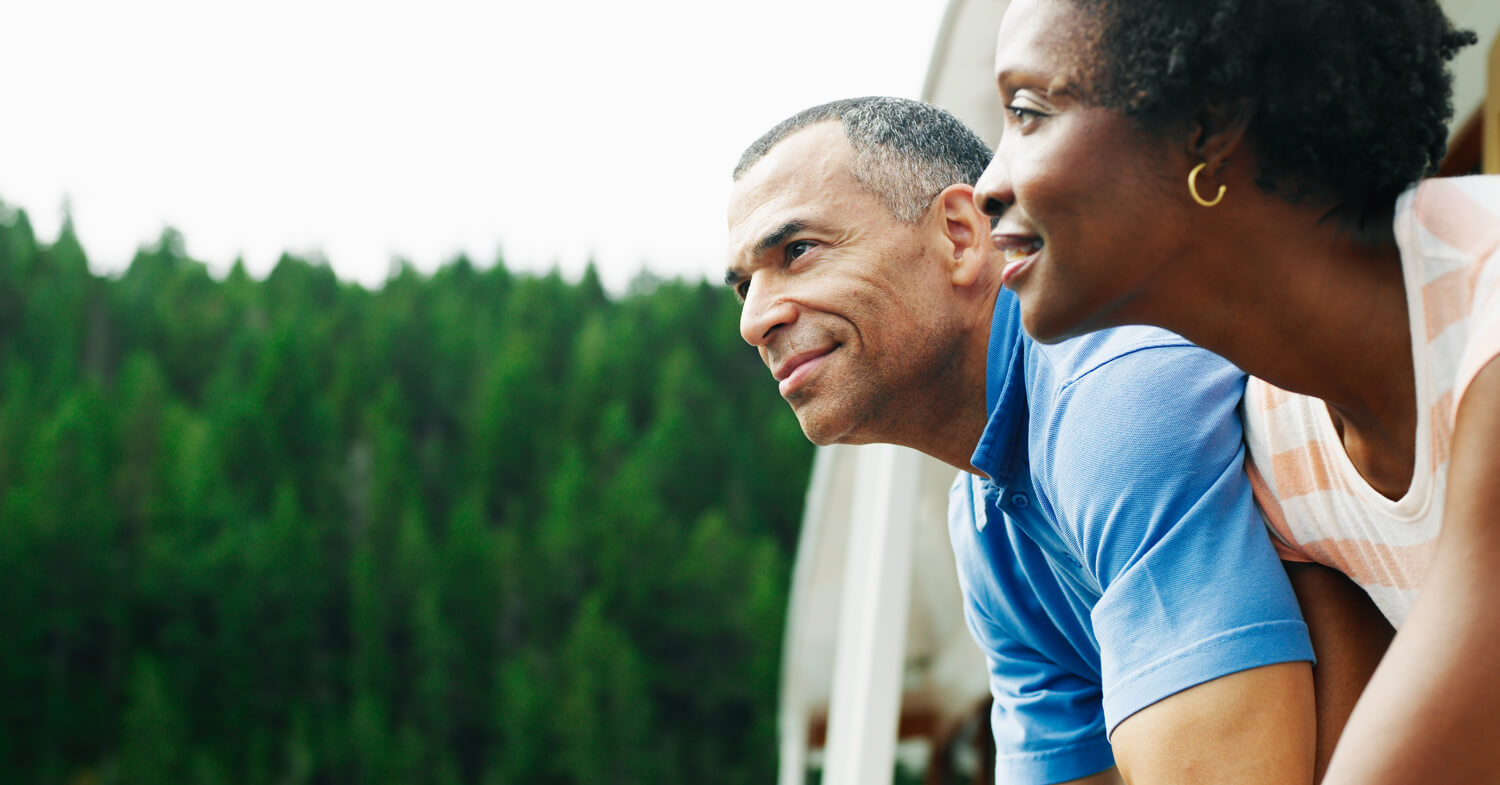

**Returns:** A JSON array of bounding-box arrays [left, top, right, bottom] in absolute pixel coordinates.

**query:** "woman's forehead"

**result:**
[[996, 0, 1104, 99], [993, 0, 1098, 85]]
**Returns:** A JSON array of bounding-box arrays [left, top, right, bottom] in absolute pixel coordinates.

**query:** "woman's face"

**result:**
[[974, 0, 1191, 344]]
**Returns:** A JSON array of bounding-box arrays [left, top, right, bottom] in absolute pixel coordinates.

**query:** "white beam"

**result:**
[[822, 444, 923, 785]]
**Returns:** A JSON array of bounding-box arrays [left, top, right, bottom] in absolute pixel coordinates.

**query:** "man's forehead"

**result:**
[[727, 123, 855, 240], [733, 124, 854, 204]]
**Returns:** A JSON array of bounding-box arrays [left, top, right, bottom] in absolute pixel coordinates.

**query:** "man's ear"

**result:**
[[1188, 97, 1255, 172], [935, 184, 988, 288]]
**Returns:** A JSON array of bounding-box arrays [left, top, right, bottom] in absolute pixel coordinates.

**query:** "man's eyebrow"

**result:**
[[754, 219, 807, 255], [725, 219, 809, 287]]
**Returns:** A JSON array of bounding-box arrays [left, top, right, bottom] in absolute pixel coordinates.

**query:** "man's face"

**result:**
[[725, 123, 967, 446]]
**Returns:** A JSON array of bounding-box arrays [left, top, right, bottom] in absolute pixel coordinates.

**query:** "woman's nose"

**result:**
[[973, 151, 1011, 218]]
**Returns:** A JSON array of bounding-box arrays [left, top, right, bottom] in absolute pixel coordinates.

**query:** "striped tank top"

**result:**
[[1242, 176, 1500, 626]]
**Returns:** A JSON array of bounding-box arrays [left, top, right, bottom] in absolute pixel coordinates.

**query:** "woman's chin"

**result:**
[[1019, 301, 1084, 345]]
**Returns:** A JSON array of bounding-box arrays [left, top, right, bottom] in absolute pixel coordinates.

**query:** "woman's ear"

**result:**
[[1189, 97, 1256, 171], [934, 184, 988, 287]]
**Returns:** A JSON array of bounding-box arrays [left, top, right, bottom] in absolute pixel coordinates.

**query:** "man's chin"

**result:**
[[793, 403, 871, 447], [792, 405, 837, 446]]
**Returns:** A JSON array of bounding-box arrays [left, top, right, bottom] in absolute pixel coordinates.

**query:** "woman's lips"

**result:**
[[998, 238, 1043, 288]]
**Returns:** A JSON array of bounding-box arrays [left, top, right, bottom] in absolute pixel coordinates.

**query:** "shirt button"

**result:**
[[1009, 493, 1030, 509]]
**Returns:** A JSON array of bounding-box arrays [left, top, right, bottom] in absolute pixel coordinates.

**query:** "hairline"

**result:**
[[732, 97, 992, 224], [736, 118, 925, 224]]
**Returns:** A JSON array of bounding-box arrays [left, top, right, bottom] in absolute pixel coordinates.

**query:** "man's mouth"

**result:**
[[774, 345, 836, 398]]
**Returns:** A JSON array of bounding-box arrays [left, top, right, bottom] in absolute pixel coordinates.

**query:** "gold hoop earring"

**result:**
[[1189, 163, 1225, 207]]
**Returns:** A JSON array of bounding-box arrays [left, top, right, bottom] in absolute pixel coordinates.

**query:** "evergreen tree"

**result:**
[[0, 205, 815, 785]]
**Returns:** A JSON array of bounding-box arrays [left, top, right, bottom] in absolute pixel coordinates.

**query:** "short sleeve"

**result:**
[[1044, 346, 1315, 732], [948, 476, 1117, 784]]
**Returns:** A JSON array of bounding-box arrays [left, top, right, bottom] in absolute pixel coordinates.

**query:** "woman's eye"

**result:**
[[1005, 104, 1045, 128], [1003, 90, 1049, 130]]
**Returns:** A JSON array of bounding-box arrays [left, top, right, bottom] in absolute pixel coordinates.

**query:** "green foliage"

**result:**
[[0, 206, 813, 785]]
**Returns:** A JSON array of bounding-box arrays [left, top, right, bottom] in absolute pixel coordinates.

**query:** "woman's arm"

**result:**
[[1284, 561, 1394, 781], [1321, 357, 1500, 784]]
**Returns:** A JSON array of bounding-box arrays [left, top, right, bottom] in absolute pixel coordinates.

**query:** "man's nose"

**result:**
[[973, 149, 1012, 218], [739, 277, 797, 348]]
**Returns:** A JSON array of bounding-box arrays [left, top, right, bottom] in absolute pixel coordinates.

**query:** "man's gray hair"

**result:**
[[733, 97, 993, 223]]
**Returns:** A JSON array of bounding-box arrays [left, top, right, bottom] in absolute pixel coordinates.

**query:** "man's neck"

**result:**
[[905, 279, 1005, 477]]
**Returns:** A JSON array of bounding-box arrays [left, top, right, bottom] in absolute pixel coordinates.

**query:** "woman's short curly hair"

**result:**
[[1070, 0, 1476, 210]]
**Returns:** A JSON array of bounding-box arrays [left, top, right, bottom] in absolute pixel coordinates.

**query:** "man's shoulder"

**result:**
[[1025, 326, 1248, 486], [1025, 324, 1230, 393]]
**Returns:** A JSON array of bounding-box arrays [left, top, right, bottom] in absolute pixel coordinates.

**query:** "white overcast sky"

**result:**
[[0, 0, 950, 293]]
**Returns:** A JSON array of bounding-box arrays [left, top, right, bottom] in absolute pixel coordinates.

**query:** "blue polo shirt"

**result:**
[[949, 291, 1314, 785]]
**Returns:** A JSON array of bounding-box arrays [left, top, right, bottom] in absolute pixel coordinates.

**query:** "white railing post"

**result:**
[[822, 444, 922, 785]]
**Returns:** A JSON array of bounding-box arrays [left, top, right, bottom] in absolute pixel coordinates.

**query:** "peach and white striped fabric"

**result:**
[[1242, 176, 1500, 626]]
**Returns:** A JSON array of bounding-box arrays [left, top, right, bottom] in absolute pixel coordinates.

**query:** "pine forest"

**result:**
[[0, 203, 816, 785]]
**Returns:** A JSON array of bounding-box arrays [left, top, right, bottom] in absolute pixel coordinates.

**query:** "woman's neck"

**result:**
[[1152, 198, 1418, 498]]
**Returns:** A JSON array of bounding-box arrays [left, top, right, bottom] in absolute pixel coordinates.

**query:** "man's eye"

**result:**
[[787, 240, 814, 261], [736, 280, 751, 301]]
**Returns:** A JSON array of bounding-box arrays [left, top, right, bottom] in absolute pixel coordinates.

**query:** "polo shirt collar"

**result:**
[[970, 289, 1028, 485]]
